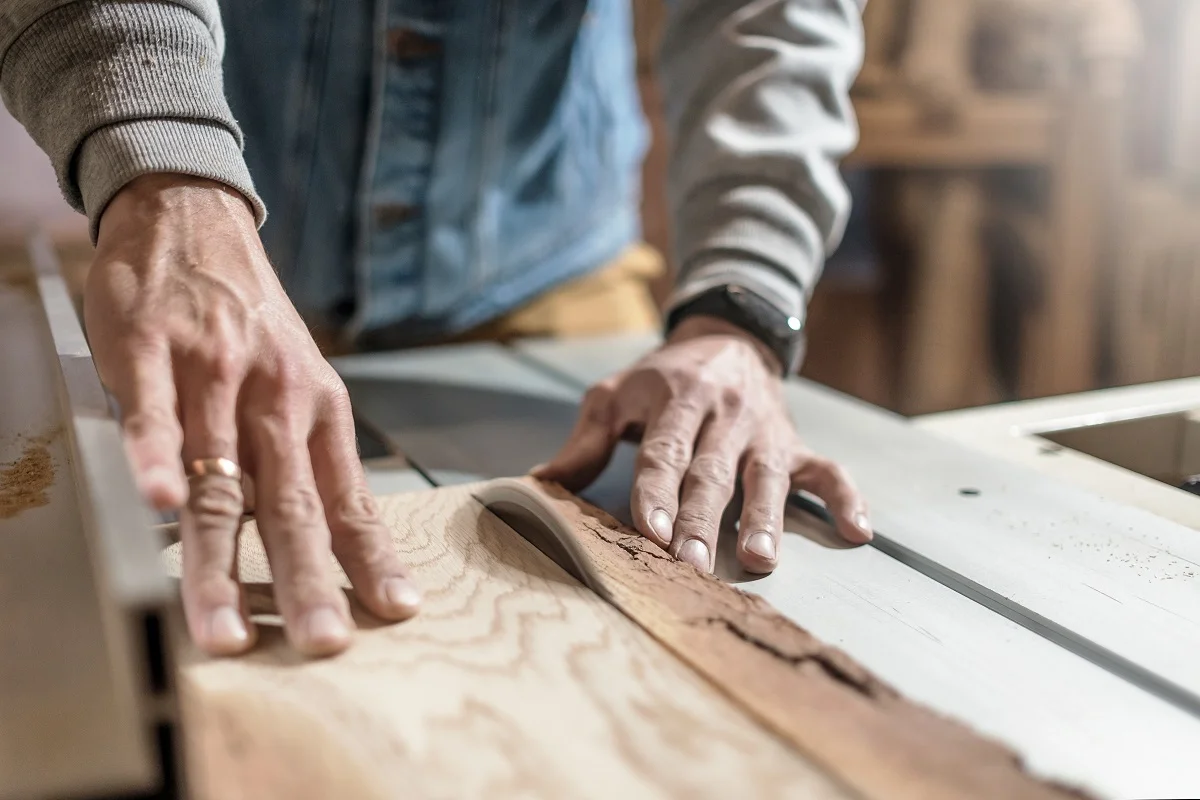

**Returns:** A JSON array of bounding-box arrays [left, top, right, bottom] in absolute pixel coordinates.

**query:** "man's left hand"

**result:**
[[533, 316, 872, 574]]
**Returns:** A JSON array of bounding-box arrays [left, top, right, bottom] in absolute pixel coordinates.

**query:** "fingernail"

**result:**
[[678, 538, 710, 571], [529, 462, 549, 476], [384, 578, 421, 612], [305, 607, 349, 647], [209, 606, 248, 646], [745, 531, 776, 561], [855, 512, 873, 537], [649, 509, 673, 545]]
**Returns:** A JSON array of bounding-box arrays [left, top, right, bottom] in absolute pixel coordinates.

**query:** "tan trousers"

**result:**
[[448, 243, 664, 343], [316, 244, 665, 355]]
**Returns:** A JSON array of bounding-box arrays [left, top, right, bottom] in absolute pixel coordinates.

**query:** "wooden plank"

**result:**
[[526, 479, 1083, 800], [511, 335, 1200, 796], [169, 484, 849, 800]]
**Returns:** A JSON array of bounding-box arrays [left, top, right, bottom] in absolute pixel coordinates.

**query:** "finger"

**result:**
[[672, 418, 749, 573], [250, 411, 353, 657], [180, 475, 254, 654], [179, 370, 254, 655], [531, 383, 620, 491], [736, 447, 791, 574], [628, 399, 705, 550], [110, 338, 186, 509], [310, 383, 420, 622], [791, 451, 873, 544]]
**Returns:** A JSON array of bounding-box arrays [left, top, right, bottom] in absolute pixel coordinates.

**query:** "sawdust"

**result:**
[[0, 429, 59, 519], [0, 270, 35, 294]]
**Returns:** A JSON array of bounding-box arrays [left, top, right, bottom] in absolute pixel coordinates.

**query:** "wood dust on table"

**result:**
[[0, 428, 58, 519]]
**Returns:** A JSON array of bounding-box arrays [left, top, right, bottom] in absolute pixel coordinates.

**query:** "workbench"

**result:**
[[4, 253, 1200, 799]]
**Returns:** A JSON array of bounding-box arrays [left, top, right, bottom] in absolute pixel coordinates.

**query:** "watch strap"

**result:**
[[665, 284, 806, 375]]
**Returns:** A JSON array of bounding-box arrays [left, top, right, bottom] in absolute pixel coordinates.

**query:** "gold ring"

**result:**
[[186, 457, 243, 482]]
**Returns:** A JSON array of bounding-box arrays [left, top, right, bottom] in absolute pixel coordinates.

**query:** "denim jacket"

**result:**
[[3, 0, 863, 340]]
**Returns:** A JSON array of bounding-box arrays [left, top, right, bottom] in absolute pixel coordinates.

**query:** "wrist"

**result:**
[[99, 174, 256, 244], [668, 315, 784, 375], [665, 284, 804, 375]]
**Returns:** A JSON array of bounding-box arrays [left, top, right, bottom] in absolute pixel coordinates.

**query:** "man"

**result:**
[[0, 0, 871, 658]]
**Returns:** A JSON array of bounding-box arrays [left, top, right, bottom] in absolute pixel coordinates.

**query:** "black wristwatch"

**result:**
[[665, 284, 806, 375]]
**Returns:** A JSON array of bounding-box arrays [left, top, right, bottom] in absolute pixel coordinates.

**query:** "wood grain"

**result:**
[[523, 479, 1090, 800], [166, 485, 846, 800]]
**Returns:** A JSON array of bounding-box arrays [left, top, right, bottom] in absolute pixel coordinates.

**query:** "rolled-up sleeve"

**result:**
[[0, 0, 265, 241]]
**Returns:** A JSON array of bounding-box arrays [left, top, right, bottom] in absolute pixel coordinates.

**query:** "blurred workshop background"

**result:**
[[2, 0, 1197, 415]]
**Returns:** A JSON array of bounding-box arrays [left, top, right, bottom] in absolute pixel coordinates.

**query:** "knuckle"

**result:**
[[247, 414, 292, 452], [663, 367, 697, 396], [797, 455, 852, 492], [581, 385, 615, 426], [795, 455, 833, 479], [124, 406, 180, 440], [330, 486, 380, 528], [820, 459, 852, 486], [630, 481, 673, 512], [674, 506, 716, 534], [637, 435, 691, 474], [202, 346, 246, 385], [125, 333, 163, 361], [687, 452, 737, 488], [323, 375, 354, 416], [252, 354, 312, 400], [333, 527, 393, 574], [718, 385, 744, 413], [584, 383, 614, 404], [743, 500, 778, 526], [267, 486, 324, 523], [188, 480, 244, 523], [745, 454, 788, 484], [271, 361, 305, 396], [189, 574, 238, 609]]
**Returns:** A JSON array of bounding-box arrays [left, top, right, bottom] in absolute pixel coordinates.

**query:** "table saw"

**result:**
[[2, 241, 1200, 799]]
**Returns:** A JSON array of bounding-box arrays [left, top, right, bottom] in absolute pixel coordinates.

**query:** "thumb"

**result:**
[[531, 384, 619, 492]]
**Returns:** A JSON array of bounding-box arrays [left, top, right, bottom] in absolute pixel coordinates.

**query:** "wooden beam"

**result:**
[[847, 96, 1056, 167]]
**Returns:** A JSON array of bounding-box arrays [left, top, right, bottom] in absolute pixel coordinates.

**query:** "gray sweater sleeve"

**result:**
[[657, 0, 864, 323], [0, 0, 264, 241]]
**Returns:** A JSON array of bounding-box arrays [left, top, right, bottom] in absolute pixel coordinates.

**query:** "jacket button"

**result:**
[[374, 203, 419, 227], [387, 28, 442, 61]]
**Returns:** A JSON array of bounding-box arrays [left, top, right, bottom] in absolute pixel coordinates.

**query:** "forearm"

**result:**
[[658, 0, 864, 320], [0, 0, 264, 240]]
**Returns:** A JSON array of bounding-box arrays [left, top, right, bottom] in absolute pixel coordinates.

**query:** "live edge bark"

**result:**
[[526, 478, 1091, 800]]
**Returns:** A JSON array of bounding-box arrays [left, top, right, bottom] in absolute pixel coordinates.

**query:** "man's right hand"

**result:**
[[86, 174, 420, 657]]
